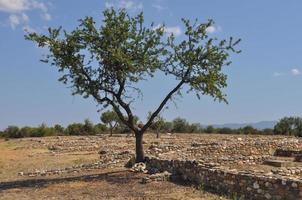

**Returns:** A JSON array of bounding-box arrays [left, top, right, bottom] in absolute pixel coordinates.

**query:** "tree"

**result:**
[[65, 123, 84, 135], [54, 124, 65, 135], [172, 117, 189, 133], [4, 126, 20, 138], [240, 126, 258, 135], [274, 116, 302, 136], [94, 123, 107, 134], [218, 127, 233, 134], [26, 8, 240, 162], [101, 111, 120, 136], [82, 119, 95, 135], [205, 125, 215, 134], [147, 112, 165, 138]]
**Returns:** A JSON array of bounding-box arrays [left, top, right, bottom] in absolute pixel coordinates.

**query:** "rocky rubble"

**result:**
[[18, 159, 123, 177], [141, 171, 172, 184]]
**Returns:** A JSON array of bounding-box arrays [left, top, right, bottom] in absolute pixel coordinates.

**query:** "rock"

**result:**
[[18, 172, 24, 176], [253, 182, 260, 189], [98, 150, 107, 155], [292, 182, 298, 188], [265, 193, 272, 199], [131, 162, 147, 173]]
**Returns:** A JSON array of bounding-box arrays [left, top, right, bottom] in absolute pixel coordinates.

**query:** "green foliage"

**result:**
[[101, 111, 120, 134], [94, 123, 107, 134], [4, 126, 20, 138], [54, 124, 65, 135], [240, 126, 258, 135], [218, 127, 233, 134], [274, 116, 302, 136], [65, 123, 84, 135], [172, 117, 189, 133], [263, 128, 273, 135], [25, 8, 240, 135], [205, 125, 215, 133], [82, 119, 95, 135], [147, 112, 165, 133]]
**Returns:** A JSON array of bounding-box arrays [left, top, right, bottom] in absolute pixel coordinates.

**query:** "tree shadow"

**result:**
[[0, 169, 143, 191]]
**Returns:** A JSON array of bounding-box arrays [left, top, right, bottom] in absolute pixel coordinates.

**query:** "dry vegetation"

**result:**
[[0, 134, 229, 200], [1, 133, 300, 199]]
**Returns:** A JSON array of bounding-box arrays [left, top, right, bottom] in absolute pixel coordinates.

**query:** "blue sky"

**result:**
[[1, 0, 302, 129]]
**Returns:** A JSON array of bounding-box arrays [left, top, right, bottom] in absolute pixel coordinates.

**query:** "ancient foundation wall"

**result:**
[[146, 157, 302, 200]]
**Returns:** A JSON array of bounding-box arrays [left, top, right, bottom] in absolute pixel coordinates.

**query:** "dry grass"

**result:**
[[0, 137, 228, 200]]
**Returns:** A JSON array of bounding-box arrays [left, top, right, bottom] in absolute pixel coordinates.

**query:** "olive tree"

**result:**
[[25, 8, 240, 162], [101, 110, 120, 136]]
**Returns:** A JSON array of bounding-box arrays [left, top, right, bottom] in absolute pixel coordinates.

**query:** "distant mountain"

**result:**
[[211, 121, 277, 130]]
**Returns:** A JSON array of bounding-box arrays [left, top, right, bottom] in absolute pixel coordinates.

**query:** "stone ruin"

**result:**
[[141, 136, 302, 200], [15, 134, 302, 199]]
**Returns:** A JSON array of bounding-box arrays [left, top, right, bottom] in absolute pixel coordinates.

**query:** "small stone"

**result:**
[[265, 193, 272, 199], [98, 150, 107, 155], [253, 182, 260, 189], [292, 182, 298, 188], [265, 182, 272, 188]]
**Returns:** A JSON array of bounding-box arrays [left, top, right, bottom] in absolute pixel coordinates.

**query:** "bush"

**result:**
[[4, 126, 21, 138], [65, 123, 84, 135], [218, 127, 233, 134], [172, 117, 189, 133], [94, 123, 107, 134], [205, 125, 215, 133]]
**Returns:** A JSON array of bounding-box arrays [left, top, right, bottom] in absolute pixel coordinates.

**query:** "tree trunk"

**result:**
[[156, 130, 160, 139], [135, 132, 145, 162]]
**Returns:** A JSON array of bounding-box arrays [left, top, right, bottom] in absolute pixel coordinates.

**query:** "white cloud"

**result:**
[[154, 24, 182, 37], [21, 13, 29, 22], [8, 14, 20, 29], [105, 0, 143, 11], [152, 4, 165, 11], [105, 2, 114, 8], [0, 0, 30, 12], [206, 26, 216, 33], [42, 13, 51, 21], [0, 0, 51, 30], [291, 68, 301, 76], [206, 25, 222, 34], [8, 12, 30, 29], [165, 26, 182, 37]]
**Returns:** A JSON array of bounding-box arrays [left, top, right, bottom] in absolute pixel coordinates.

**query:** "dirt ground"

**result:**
[[0, 135, 228, 200], [2, 133, 300, 199]]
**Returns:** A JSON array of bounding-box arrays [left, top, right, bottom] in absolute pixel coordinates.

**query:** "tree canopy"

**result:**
[[26, 8, 240, 162], [274, 116, 302, 136]]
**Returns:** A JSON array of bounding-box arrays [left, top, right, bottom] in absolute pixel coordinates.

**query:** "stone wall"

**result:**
[[146, 157, 302, 200]]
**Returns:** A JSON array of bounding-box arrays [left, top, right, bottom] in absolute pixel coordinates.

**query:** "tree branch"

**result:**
[[141, 69, 191, 134], [141, 79, 185, 133]]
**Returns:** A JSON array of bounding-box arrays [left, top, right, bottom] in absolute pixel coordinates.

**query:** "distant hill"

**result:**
[[211, 121, 277, 130]]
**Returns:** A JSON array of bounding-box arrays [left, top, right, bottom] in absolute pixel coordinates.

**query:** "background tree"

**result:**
[[205, 125, 215, 134], [26, 8, 240, 162], [82, 119, 95, 135], [274, 116, 302, 136], [147, 112, 165, 138], [101, 111, 120, 136], [172, 117, 189, 133]]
